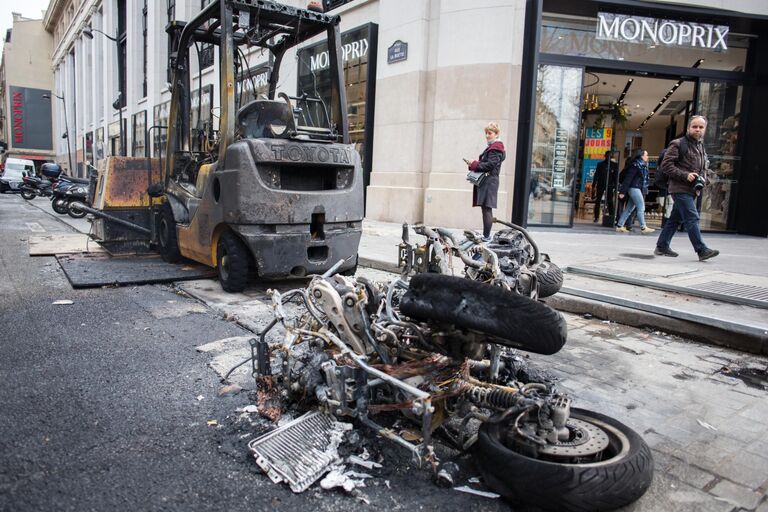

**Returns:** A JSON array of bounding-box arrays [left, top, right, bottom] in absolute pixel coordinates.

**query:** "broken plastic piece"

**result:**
[[453, 485, 500, 499]]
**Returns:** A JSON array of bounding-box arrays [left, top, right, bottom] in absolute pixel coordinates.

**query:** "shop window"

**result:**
[[199, 0, 215, 70], [153, 101, 170, 158], [132, 110, 147, 157], [697, 81, 742, 231], [528, 64, 583, 227], [190, 85, 213, 153], [297, 24, 373, 161]]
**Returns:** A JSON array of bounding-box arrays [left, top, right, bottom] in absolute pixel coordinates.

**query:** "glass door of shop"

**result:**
[[696, 80, 743, 231], [528, 64, 583, 226]]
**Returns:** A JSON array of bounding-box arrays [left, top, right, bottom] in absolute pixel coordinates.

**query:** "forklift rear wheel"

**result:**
[[217, 231, 249, 293], [158, 203, 182, 263]]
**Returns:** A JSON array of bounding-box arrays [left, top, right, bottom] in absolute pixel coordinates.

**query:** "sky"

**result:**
[[0, 0, 52, 53]]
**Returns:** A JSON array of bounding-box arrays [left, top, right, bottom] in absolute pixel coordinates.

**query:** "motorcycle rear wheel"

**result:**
[[474, 408, 653, 512], [67, 202, 87, 218], [21, 190, 35, 200], [52, 198, 69, 214]]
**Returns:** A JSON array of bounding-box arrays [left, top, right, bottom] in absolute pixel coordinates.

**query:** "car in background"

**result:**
[[0, 158, 36, 193]]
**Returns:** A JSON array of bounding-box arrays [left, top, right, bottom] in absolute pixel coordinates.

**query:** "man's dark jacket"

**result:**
[[593, 159, 618, 192], [661, 135, 708, 195]]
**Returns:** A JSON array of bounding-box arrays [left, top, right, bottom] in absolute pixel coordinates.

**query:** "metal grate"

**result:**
[[248, 411, 350, 492], [688, 281, 768, 304]]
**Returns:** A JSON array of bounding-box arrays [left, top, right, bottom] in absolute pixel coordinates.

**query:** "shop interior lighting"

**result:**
[[637, 59, 704, 129], [617, 78, 634, 104]]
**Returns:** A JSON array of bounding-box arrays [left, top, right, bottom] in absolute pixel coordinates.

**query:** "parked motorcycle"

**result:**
[[247, 260, 653, 510], [19, 175, 55, 200], [51, 175, 90, 219]]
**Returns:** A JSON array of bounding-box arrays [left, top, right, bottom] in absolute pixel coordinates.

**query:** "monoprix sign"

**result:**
[[9, 86, 53, 151], [597, 13, 729, 51]]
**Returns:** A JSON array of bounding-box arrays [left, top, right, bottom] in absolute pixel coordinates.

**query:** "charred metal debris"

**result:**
[[226, 226, 653, 509]]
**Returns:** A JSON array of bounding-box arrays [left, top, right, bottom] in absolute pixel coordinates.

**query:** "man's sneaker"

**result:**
[[481, 236, 492, 243], [640, 226, 655, 234], [654, 246, 678, 257], [615, 226, 629, 233], [698, 248, 720, 261]]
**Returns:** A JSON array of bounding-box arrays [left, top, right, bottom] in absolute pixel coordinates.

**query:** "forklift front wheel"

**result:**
[[158, 203, 182, 263], [217, 231, 249, 293]]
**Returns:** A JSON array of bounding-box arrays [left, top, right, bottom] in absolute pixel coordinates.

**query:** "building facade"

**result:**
[[42, 0, 768, 236], [0, 13, 55, 169]]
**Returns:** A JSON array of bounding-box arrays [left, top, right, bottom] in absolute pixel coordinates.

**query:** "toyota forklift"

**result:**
[[132, 0, 363, 292], [156, 0, 364, 291]]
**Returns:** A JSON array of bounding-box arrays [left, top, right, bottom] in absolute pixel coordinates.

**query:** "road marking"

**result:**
[[25, 222, 46, 233]]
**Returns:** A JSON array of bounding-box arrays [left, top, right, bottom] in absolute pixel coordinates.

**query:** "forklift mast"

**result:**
[[165, 0, 349, 184]]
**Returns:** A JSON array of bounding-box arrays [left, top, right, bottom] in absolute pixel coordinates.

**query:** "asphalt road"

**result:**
[[0, 194, 505, 511]]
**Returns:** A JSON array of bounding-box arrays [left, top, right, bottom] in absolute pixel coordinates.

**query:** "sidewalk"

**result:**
[[360, 219, 768, 355]]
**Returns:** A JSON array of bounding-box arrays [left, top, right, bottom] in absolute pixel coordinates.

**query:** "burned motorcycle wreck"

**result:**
[[244, 257, 653, 511], [398, 219, 563, 300]]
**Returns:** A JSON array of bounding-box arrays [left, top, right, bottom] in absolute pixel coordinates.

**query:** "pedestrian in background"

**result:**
[[616, 149, 655, 234], [465, 122, 505, 242], [593, 151, 617, 223], [654, 115, 719, 261]]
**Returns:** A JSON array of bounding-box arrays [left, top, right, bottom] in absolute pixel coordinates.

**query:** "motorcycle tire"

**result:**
[[535, 258, 563, 298], [217, 231, 250, 293], [52, 198, 69, 215], [67, 202, 87, 219], [474, 408, 653, 512], [399, 273, 566, 355], [158, 202, 182, 263], [21, 189, 36, 200]]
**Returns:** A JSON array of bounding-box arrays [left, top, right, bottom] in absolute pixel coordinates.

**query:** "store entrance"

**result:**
[[575, 71, 695, 230]]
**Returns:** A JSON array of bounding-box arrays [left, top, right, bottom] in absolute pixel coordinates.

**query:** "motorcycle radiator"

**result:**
[[247, 411, 352, 493]]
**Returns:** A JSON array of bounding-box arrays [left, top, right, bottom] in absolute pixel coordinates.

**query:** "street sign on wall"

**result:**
[[9, 86, 53, 151]]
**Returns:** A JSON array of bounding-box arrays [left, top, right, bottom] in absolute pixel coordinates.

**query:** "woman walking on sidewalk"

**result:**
[[466, 123, 505, 242], [616, 148, 654, 234]]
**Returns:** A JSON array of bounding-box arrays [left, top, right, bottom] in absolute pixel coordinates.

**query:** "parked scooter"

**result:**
[[50, 169, 90, 219]]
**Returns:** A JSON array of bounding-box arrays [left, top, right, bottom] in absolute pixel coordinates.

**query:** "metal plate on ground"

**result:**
[[29, 234, 106, 256], [687, 281, 768, 307], [56, 253, 216, 288]]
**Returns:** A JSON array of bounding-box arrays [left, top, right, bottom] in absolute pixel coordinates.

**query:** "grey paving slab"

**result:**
[[716, 452, 768, 489], [709, 479, 763, 510]]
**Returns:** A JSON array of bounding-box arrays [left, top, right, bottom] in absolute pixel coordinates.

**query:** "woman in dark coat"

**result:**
[[616, 148, 654, 234], [467, 122, 506, 242]]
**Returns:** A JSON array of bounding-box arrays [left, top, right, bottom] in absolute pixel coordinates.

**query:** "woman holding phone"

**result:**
[[465, 122, 505, 242]]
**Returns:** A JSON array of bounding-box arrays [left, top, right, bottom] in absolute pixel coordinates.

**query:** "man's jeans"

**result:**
[[617, 187, 646, 228], [656, 192, 707, 253]]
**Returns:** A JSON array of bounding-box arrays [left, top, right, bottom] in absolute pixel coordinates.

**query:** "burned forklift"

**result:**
[[83, 0, 363, 292]]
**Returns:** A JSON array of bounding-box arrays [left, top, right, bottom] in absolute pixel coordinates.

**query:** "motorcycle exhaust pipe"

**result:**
[[67, 202, 151, 236]]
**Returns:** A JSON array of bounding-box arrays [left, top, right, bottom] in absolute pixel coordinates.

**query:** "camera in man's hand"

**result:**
[[693, 174, 706, 193]]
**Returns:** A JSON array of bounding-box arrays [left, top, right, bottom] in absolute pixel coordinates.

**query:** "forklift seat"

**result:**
[[236, 100, 296, 140]]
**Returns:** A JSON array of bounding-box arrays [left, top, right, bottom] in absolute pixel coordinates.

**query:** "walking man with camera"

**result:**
[[654, 115, 719, 261]]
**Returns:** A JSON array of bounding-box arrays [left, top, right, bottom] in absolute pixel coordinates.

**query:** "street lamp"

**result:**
[[42, 92, 74, 174], [82, 25, 126, 156]]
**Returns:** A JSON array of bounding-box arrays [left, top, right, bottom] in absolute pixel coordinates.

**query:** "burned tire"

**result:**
[[474, 408, 654, 512], [52, 198, 69, 214], [158, 202, 181, 263], [535, 259, 563, 298], [21, 189, 35, 200], [217, 231, 249, 293], [399, 273, 567, 355]]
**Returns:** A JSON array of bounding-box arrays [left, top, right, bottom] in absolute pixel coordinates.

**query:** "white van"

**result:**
[[0, 157, 36, 192]]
